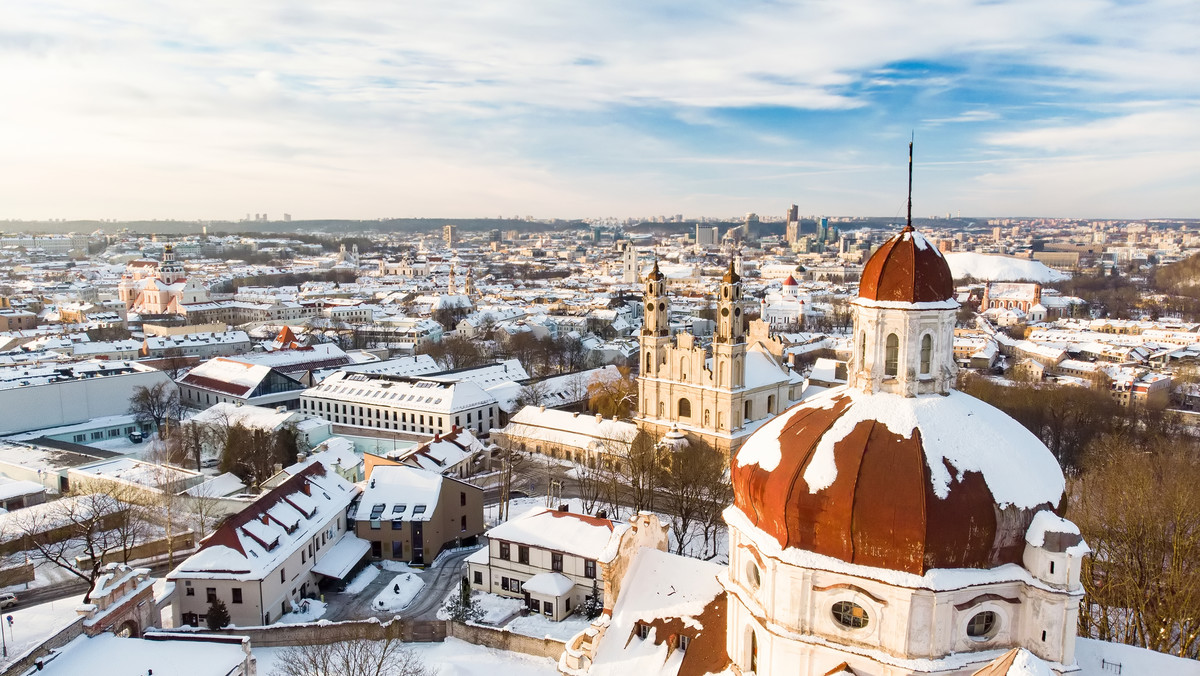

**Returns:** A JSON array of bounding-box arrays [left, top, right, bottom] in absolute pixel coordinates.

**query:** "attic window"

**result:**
[[369, 504, 386, 518], [392, 505, 406, 514], [412, 505, 427, 515]]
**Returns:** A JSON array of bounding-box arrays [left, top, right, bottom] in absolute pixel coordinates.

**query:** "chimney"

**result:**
[[297, 452, 307, 463], [433, 433, 441, 442], [595, 414, 603, 423], [261, 515, 270, 525], [558, 503, 569, 513], [301, 482, 312, 496]]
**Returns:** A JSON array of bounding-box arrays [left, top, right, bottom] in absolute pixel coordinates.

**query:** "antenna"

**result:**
[[907, 133, 914, 230]]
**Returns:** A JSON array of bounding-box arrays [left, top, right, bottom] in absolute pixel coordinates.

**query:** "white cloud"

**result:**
[[0, 0, 1196, 217]]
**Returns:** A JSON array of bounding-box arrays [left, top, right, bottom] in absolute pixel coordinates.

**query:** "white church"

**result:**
[[559, 224, 1185, 676]]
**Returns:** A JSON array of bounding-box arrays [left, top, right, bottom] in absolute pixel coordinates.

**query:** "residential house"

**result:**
[[168, 461, 366, 627], [354, 464, 484, 566]]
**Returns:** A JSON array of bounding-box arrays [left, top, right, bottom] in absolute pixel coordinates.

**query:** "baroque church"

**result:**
[[117, 244, 210, 315], [635, 259, 806, 455], [562, 223, 1101, 676]]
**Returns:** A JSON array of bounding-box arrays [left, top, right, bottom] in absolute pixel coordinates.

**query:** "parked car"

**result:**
[[0, 593, 18, 609], [200, 457, 219, 468], [127, 431, 144, 443]]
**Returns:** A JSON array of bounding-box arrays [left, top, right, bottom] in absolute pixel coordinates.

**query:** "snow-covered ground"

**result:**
[[276, 599, 327, 624], [437, 589, 524, 625], [0, 594, 83, 670], [254, 637, 557, 676], [506, 611, 591, 642], [340, 564, 381, 595], [370, 572, 424, 612]]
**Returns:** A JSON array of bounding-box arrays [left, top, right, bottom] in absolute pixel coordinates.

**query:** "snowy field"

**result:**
[[253, 637, 557, 676], [277, 599, 328, 624], [944, 251, 1070, 283]]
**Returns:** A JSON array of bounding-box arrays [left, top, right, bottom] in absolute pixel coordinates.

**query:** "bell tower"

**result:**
[[713, 259, 747, 390], [639, 260, 671, 417]]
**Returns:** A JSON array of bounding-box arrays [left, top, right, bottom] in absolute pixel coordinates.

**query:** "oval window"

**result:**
[[658, 302, 666, 311], [746, 561, 760, 590], [721, 307, 730, 317], [831, 601, 869, 629], [646, 302, 654, 312], [967, 611, 998, 639]]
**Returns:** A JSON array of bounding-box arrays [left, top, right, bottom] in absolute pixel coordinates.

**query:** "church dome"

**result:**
[[731, 387, 1065, 575], [858, 225, 954, 304]]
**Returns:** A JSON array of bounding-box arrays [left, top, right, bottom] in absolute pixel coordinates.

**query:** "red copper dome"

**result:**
[[731, 389, 1064, 575], [858, 225, 954, 304]]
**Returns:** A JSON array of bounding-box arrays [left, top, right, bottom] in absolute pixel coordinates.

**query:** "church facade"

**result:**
[[635, 260, 804, 455]]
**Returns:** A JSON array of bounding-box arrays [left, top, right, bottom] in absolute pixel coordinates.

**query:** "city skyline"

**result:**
[[1, 0, 1197, 221]]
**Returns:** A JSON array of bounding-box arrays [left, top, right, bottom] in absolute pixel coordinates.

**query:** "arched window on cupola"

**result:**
[[645, 352, 652, 372], [885, 333, 899, 377], [859, 331, 866, 366], [678, 398, 692, 418], [920, 334, 933, 375]]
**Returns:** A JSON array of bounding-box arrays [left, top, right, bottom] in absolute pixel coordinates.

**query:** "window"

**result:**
[[392, 541, 404, 559], [460, 492, 466, 506], [552, 553, 563, 572], [584, 560, 596, 579], [920, 334, 933, 374], [232, 588, 243, 604], [206, 588, 216, 603], [501, 577, 510, 591], [543, 600, 553, 616], [473, 571, 483, 585], [884, 333, 899, 377], [185, 587, 195, 597], [967, 611, 998, 639], [500, 542, 510, 560], [511, 578, 522, 593], [371, 519, 381, 530], [744, 400, 752, 421], [461, 515, 467, 532], [859, 332, 867, 365], [280, 569, 285, 583], [746, 561, 760, 590], [678, 635, 690, 652], [749, 630, 757, 672], [832, 601, 870, 629], [518, 546, 529, 564], [636, 623, 651, 639], [677, 398, 691, 418]]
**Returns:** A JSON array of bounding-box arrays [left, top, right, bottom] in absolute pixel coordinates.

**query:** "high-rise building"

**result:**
[[443, 224, 457, 247], [696, 224, 719, 247], [785, 204, 800, 246]]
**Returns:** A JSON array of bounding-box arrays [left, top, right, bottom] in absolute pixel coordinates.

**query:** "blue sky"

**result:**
[[0, 0, 1197, 221]]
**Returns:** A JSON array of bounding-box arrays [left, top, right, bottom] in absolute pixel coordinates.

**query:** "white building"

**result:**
[[0, 360, 175, 435], [300, 371, 500, 438], [168, 461, 366, 627]]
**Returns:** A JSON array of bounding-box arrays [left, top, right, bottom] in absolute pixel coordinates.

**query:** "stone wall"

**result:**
[[202, 617, 446, 648], [0, 617, 84, 676], [0, 559, 34, 588], [447, 621, 567, 661]]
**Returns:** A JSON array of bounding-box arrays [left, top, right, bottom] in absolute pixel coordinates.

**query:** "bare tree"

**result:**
[[515, 380, 550, 408], [220, 423, 298, 487], [491, 438, 529, 523], [572, 455, 606, 516], [271, 638, 435, 676], [128, 381, 182, 436], [618, 431, 661, 514], [587, 366, 637, 419], [10, 490, 143, 603], [1071, 433, 1200, 659], [658, 439, 727, 556]]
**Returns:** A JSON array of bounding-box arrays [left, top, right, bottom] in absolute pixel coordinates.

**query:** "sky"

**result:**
[[0, 0, 1197, 222]]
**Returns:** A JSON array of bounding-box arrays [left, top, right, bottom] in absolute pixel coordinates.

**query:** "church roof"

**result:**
[[858, 225, 954, 304], [782, 274, 798, 286], [731, 386, 1065, 575], [721, 259, 741, 284]]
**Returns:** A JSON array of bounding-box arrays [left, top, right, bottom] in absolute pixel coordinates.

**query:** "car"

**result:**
[[127, 432, 144, 443], [0, 593, 17, 609], [200, 458, 219, 469]]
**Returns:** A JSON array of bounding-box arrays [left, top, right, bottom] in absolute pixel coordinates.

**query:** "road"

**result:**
[[322, 546, 480, 622]]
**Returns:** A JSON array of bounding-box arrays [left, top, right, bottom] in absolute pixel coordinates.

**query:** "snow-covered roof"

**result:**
[[485, 506, 628, 562], [28, 632, 252, 676], [390, 428, 483, 473], [186, 401, 299, 430], [357, 465, 447, 523], [944, 252, 1069, 283], [502, 407, 638, 454], [303, 371, 496, 414], [178, 358, 275, 396], [523, 571, 575, 597], [585, 547, 728, 676], [169, 462, 358, 581]]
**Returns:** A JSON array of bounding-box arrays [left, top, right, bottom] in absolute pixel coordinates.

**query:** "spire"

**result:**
[[906, 133, 914, 231], [722, 257, 741, 284]]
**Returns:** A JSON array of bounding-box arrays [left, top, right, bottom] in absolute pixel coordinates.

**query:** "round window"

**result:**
[[746, 561, 760, 590], [831, 601, 869, 629], [734, 308, 741, 317], [658, 302, 666, 311], [967, 611, 998, 639], [645, 302, 654, 312], [721, 307, 730, 317]]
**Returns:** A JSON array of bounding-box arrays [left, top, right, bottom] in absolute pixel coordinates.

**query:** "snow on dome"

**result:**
[[737, 387, 1064, 509], [858, 225, 955, 304], [731, 386, 1066, 574], [1025, 510, 1080, 548]]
